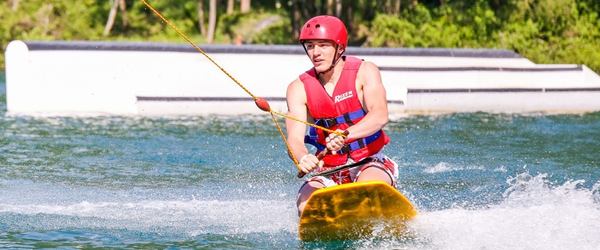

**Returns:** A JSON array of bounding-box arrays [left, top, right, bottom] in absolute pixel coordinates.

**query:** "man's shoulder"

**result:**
[[358, 60, 379, 71], [287, 77, 305, 94], [357, 60, 381, 77], [289, 77, 303, 87], [286, 77, 307, 103]]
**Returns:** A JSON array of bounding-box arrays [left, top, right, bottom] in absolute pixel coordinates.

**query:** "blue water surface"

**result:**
[[1, 73, 599, 249]]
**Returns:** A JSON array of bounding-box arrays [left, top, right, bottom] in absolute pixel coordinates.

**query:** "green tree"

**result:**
[[1, 0, 599, 73]]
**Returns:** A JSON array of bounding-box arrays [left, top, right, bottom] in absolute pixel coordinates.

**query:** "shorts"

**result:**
[[299, 152, 399, 190]]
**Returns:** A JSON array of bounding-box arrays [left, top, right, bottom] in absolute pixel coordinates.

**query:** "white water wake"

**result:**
[[0, 180, 297, 236], [2, 173, 599, 249], [404, 173, 600, 250]]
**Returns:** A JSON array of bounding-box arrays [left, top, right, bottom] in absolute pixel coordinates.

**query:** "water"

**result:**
[[1, 73, 600, 249]]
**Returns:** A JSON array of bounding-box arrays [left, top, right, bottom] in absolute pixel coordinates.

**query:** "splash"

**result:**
[[0, 198, 297, 235], [423, 162, 484, 174], [406, 172, 600, 249], [0, 180, 298, 237]]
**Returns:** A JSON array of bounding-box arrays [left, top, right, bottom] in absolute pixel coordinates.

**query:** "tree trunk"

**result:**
[[335, 0, 342, 17], [240, 0, 251, 13], [227, 0, 234, 14], [207, 0, 217, 43], [365, 0, 376, 20], [384, 0, 391, 14], [290, 0, 302, 39], [119, 0, 128, 27], [296, 0, 302, 36], [345, 1, 353, 35], [10, 0, 20, 11], [302, 0, 313, 19], [394, 0, 401, 15], [198, 0, 206, 36], [103, 0, 120, 36], [326, 0, 334, 15]]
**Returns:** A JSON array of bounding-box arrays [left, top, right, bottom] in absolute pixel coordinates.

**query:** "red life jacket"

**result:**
[[300, 56, 390, 166]]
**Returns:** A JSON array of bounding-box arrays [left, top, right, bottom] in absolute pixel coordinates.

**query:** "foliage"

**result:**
[[218, 11, 291, 44], [250, 15, 293, 44], [367, 1, 600, 73], [0, 0, 599, 73], [0, 0, 106, 67]]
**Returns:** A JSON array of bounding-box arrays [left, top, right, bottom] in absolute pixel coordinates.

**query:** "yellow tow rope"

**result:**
[[140, 0, 345, 170]]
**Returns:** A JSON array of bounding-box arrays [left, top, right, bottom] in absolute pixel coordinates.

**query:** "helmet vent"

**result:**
[[299, 15, 347, 48]]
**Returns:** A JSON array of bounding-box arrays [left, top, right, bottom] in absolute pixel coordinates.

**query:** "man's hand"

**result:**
[[326, 129, 346, 154], [299, 154, 323, 174]]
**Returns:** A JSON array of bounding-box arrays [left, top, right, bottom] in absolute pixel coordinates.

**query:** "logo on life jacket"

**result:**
[[334, 91, 353, 103]]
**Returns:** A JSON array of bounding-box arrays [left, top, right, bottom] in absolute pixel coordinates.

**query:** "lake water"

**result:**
[[1, 73, 599, 249]]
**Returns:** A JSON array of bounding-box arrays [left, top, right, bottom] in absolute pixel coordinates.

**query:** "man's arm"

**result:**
[[286, 79, 322, 173], [345, 61, 389, 140], [286, 79, 309, 160]]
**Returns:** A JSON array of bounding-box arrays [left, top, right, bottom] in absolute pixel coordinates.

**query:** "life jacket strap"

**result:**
[[314, 109, 366, 128], [338, 130, 383, 155], [304, 129, 383, 155], [304, 127, 326, 151], [306, 108, 382, 155]]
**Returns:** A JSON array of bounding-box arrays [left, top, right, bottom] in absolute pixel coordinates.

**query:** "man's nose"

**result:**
[[313, 45, 322, 55]]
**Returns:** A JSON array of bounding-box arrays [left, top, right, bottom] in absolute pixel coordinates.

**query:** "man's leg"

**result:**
[[296, 180, 325, 216], [354, 156, 398, 186], [356, 165, 393, 184]]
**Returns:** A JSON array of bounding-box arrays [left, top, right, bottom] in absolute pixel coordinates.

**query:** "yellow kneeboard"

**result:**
[[299, 181, 417, 241]]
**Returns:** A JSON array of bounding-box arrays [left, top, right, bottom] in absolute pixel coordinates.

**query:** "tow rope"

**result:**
[[141, 0, 346, 176]]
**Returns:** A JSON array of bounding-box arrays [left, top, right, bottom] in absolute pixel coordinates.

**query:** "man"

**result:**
[[285, 15, 399, 215]]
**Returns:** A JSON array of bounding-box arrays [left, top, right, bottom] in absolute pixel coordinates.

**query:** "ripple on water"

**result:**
[[1, 87, 600, 249]]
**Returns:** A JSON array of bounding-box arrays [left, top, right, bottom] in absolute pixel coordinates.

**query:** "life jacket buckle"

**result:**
[[338, 144, 351, 155], [316, 118, 337, 128]]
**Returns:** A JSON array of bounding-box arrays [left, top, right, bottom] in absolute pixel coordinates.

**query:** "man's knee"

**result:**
[[298, 181, 324, 200], [356, 165, 393, 184], [297, 181, 325, 215]]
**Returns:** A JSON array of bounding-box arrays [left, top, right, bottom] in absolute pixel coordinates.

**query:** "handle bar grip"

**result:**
[[297, 150, 328, 178], [296, 130, 349, 178]]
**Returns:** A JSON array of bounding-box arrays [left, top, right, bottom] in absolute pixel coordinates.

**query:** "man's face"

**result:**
[[304, 40, 341, 73]]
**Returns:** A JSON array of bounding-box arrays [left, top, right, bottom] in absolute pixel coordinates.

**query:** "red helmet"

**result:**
[[299, 15, 348, 50]]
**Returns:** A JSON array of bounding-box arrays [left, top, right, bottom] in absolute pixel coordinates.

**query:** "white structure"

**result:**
[[5, 40, 600, 116]]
